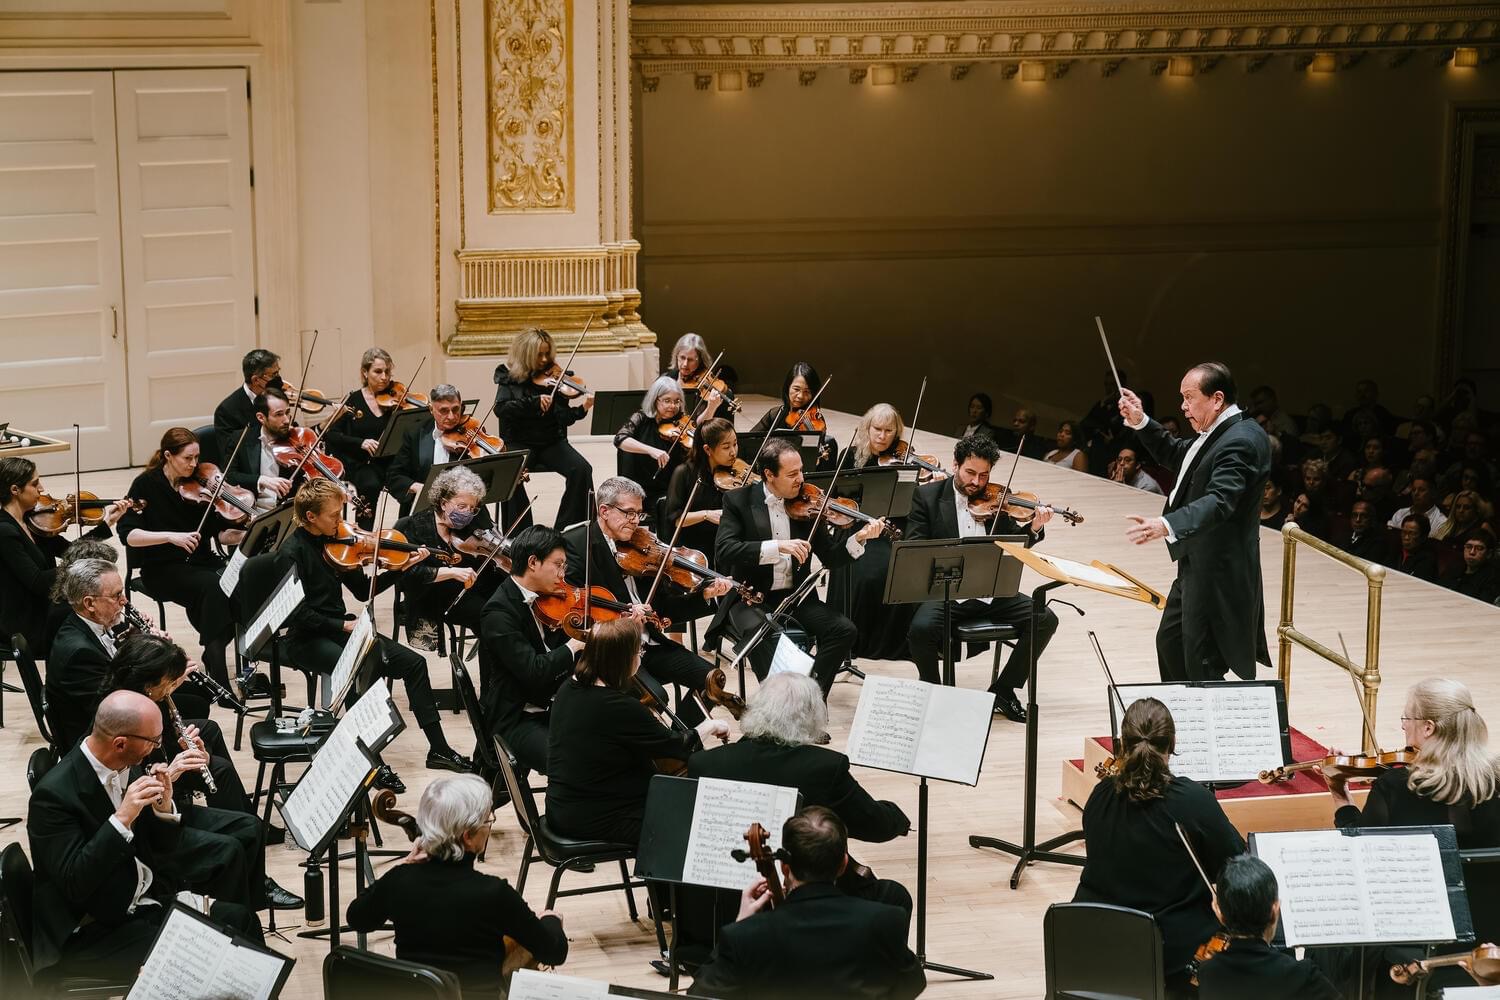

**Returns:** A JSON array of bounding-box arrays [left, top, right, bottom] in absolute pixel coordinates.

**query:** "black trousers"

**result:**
[[175, 803, 266, 909], [502, 438, 593, 530], [404, 572, 501, 636], [1156, 578, 1229, 682], [346, 458, 390, 529], [57, 897, 262, 982], [908, 594, 1058, 691], [138, 562, 235, 684], [294, 632, 442, 732], [501, 711, 551, 776], [641, 639, 712, 726], [748, 591, 855, 697]]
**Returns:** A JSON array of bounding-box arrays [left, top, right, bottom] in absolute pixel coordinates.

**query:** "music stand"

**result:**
[[590, 390, 645, 435], [804, 466, 916, 521], [238, 499, 297, 556], [765, 429, 824, 470], [411, 450, 529, 514], [373, 405, 431, 459], [239, 565, 304, 718]]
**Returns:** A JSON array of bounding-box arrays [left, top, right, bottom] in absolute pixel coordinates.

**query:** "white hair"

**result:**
[[415, 773, 493, 862], [739, 673, 827, 746], [63, 558, 118, 608], [597, 476, 645, 509], [641, 374, 684, 419]]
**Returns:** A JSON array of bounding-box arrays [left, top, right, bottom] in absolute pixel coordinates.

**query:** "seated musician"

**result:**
[[746, 362, 837, 471], [26, 690, 264, 982], [45, 559, 131, 750], [1074, 697, 1245, 994], [713, 436, 884, 699], [346, 773, 568, 996], [276, 478, 472, 790], [905, 433, 1057, 722], [119, 428, 245, 691], [477, 525, 586, 775], [0, 456, 126, 656], [322, 346, 399, 528], [564, 475, 741, 723], [1194, 855, 1339, 1000], [687, 806, 925, 1000], [386, 383, 469, 512], [392, 465, 498, 649], [665, 417, 736, 558], [614, 375, 694, 513], [224, 386, 297, 513], [493, 328, 595, 530], [669, 332, 732, 420], [39, 538, 118, 661], [213, 347, 281, 459], [547, 617, 729, 844]]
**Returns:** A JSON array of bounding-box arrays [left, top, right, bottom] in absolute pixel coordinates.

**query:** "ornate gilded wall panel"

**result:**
[[487, 0, 574, 211]]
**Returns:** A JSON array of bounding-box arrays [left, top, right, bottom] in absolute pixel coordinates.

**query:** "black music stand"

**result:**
[[373, 405, 431, 459], [591, 390, 645, 435], [765, 429, 824, 470], [239, 499, 297, 556], [238, 565, 305, 718], [411, 450, 529, 514]]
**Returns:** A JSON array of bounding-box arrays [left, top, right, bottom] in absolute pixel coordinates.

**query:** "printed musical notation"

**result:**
[[128, 905, 290, 1000], [680, 777, 799, 890], [847, 675, 994, 785], [507, 969, 610, 1000], [1114, 683, 1283, 783]]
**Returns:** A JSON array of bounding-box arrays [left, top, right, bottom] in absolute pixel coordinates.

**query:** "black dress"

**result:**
[[614, 410, 689, 514], [824, 447, 912, 660], [321, 389, 394, 527], [747, 407, 837, 472], [492, 365, 593, 530], [664, 464, 723, 559], [391, 507, 501, 638], [0, 508, 111, 655]]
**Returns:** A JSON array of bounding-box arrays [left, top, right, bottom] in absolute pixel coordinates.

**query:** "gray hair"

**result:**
[[430, 383, 462, 404], [597, 476, 645, 510], [671, 333, 711, 374], [429, 465, 486, 511], [739, 673, 827, 746], [415, 773, 493, 862], [641, 374, 684, 419], [63, 558, 119, 608], [50, 540, 118, 603]]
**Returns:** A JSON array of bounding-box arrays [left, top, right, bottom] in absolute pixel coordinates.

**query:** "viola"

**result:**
[[1391, 943, 1500, 985], [1257, 746, 1416, 785], [373, 381, 428, 410], [633, 679, 692, 775], [26, 493, 145, 535], [658, 414, 696, 449], [280, 382, 344, 414], [784, 482, 900, 539], [784, 406, 826, 433], [322, 521, 460, 571], [177, 464, 257, 523], [533, 363, 588, 399], [468, 527, 513, 575], [712, 458, 754, 493], [680, 371, 742, 413], [441, 417, 504, 459], [1189, 932, 1233, 986], [886, 441, 947, 480], [612, 526, 762, 605], [966, 483, 1084, 526], [531, 582, 670, 640], [730, 823, 787, 907], [271, 424, 370, 518]]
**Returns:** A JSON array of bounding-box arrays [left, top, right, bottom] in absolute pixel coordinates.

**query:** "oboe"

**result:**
[[166, 694, 217, 794], [182, 669, 247, 713]]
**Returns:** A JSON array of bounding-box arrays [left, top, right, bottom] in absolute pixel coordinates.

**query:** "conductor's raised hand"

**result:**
[[1117, 387, 1145, 427], [1125, 515, 1167, 545]]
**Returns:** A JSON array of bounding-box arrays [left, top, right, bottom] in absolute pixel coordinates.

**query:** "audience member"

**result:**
[[1435, 490, 1492, 545], [1340, 501, 1394, 565], [1347, 436, 1390, 485], [1346, 378, 1396, 435], [1109, 446, 1164, 495], [1247, 384, 1299, 441], [1079, 371, 1153, 459], [1389, 477, 1447, 535], [1260, 478, 1288, 532], [1311, 430, 1358, 484], [1392, 514, 1439, 582], [1444, 530, 1500, 603], [958, 392, 1000, 442], [1299, 458, 1331, 509], [1288, 491, 1329, 541], [1044, 420, 1088, 473], [1357, 467, 1399, 521], [1396, 394, 1437, 444], [1160, 415, 1192, 441], [1010, 407, 1047, 458]]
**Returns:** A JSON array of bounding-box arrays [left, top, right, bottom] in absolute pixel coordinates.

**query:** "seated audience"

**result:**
[[1392, 513, 1439, 582], [1339, 500, 1394, 565], [1043, 420, 1088, 473], [1436, 489, 1493, 545], [1247, 384, 1299, 441], [957, 392, 999, 441], [1298, 458, 1331, 510], [1389, 476, 1447, 535], [1346, 435, 1390, 485], [1287, 490, 1330, 541], [1357, 466, 1399, 521], [1010, 407, 1048, 458], [1110, 446, 1164, 495], [1445, 530, 1500, 603], [1259, 477, 1288, 531]]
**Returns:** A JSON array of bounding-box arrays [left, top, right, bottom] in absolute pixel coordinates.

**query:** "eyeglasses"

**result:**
[[604, 505, 644, 522], [121, 732, 163, 749]]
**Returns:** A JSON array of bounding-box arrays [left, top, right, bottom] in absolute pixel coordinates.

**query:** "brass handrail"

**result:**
[[1277, 522, 1386, 753]]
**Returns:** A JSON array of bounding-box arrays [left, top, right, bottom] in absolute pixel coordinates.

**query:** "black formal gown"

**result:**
[[321, 388, 395, 526], [0, 508, 112, 655], [664, 464, 724, 559], [824, 448, 911, 660]]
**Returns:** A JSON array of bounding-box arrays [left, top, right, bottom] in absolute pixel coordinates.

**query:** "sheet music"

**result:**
[[128, 906, 288, 1000], [847, 675, 993, 785], [1034, 552, 1133, 590], [327, 610, 374, 710], [680, 777, 799, 890], [247, 575, 304, 643], [767, 632, 814, 677], [219, 547, 247, 597], [1443, 990, 1500, 998], [280, 725, 376, 852], [1115, 683, 1282, 782], [1254, 830, 1455, 947], [332, 679, 396, 753], [507, 969, 610, 1000]]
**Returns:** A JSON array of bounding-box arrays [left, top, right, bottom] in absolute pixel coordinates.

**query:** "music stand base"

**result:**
[[968, 830, 1086, 890], [920, 958, 994, 982]]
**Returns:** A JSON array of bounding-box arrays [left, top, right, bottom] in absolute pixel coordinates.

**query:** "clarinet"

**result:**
[[118, 602, 246, 711], [166, 694, 217, 794]]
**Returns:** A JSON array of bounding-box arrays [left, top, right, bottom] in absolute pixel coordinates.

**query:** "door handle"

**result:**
[[110, 305, 119, 340]]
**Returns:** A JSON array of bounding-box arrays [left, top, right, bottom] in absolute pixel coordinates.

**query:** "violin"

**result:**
[[468, 527, 513, 575], [279, 382, 344, 414], [885, 441, 947, 481], [680, 371, 742, 413], [322, 521, 461, 571], [612, 526, 762, 605], [785, 482, 900, 539], [1391, 943, 1500, 985], [784, 407, 826, 433], [441, 417, 504, 459], [966, 483, 1084, 526], [730, 823, 787, 907], [633, 679, 692, 776], [176, 464, 257, 523], [658, 413, 696, 449], [25, 493, 145, 535], [373, 381, 428, 410], [533, 363, 588, 399], [531, 582, 670, 640], [712, 458, 754, 493], [1094, 756, 1122, 779], [271, 424, 370, 518], [1257, 746, 1416, 785], [369, 789, 539, 976], [1189, 932, 1233, 986]]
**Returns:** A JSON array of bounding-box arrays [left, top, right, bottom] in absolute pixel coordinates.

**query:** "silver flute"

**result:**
[[166, 695, 217, 794]]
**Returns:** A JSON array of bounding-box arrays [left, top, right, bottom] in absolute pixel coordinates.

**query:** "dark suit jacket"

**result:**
[[687, 881, 925, 1000], [0, 510, 109, 652], [213, 386, 257, 461], [713, 483, 859, 596], [1392, 543, 1440, 582], [905, 477, 1040, 547], [1341, 529, 1394, 567], [224, 430, 283, 490], [26, 745, 183, 972], [1195, 937, 1341, 1000], [44, 613, 113, 751], [477, 576, 576, 739], [1133, 412, 1272, 679], [386, 418, 441, 500], [562, 522, 709, 633]]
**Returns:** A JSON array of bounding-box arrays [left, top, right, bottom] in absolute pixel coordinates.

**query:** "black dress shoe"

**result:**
[[264, 824, 286, 846], [264, 876, 304, 910], [991, 688, 1027, 723], [373, 763, 406, 793], [426, 749, 473, 773]]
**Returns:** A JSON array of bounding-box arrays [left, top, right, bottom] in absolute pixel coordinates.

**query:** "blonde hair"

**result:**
[[1405, 678, 1500, 806], [505, 328, 553, 381], [360, 347, 393, 383], [851, 403, 905, 468], [294, 478, 345, 523]]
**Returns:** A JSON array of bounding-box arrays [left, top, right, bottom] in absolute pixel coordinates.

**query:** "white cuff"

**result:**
[[109, 815, 133, 842], [758, 540, 781, 565], [844, 537, 866, 560], [1127, 411, 1149, 431], [1160, 517, 1176, 544]]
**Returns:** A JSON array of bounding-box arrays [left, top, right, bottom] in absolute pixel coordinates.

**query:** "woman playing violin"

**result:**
[[747, 362, 837, 471], [664, 417, 736, 557], [118, 428, 246, 688], [493, 327, 594, 530], [614, 374, 692, 512], [392, 465, 499, 647], [546, 617, 728, 845], [668, 332, 733, 421], [322, 347, 400, 528]]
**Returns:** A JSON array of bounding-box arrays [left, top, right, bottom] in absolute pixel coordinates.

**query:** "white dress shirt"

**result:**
[[83, 616, 118, 659], [1389, 505, 1447, 534], [1127, 404, 1242, 543], [953, 481, 994, 604], [431, 423, 454, 467], [756, 485, 865, 591], [602, 535, 657, 645], [255, 429, 282, 512]]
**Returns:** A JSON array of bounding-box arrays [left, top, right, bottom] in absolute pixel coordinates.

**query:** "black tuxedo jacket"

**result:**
[[44, 613, 113, 751], [561, 522, 709, 633], [26, 745, 183, 972], [386, 418, 441, 501], [1194, 937, 1340, 1000], [905, 477, 1040, 546], [687, 882, 924, 1000], [477, 576, 576, 738], [224, 431, 288, 490], [713, 483, 858, 596], [213, 386, 256, 461], [1133, 412, 1272, 679]]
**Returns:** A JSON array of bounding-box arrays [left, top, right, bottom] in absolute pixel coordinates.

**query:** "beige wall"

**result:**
[[638, 59, 1500, 430]]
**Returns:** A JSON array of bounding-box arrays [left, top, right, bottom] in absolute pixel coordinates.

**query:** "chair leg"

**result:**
[[516, 835, 533, 894], [252, 761, 268, 813], [620, 859, 639, 921], [545, 862, 567, 910], [991, 643, 1002, 687]]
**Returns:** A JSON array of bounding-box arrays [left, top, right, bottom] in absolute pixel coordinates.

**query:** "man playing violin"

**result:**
[[905, 433, 1057, 722], [713, 437, 886, 699], [225, 386, 297, 513], [563, 476, 744, 724], [213, 348, 281, 460], [385, 383, 470, 516]]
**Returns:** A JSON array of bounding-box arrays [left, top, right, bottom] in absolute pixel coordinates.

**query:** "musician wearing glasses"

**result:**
[[45, 559, 132, 751], [392, 465, 498, 650]]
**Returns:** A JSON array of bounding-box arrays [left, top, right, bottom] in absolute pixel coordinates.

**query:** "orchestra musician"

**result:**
[[905, 434, 1056, 722], [546, 617, 729, 845], [477, 525, 586, 776], [386, 383, 469, 514], [45, 559, 131, 750], [392, 465, 496, 650], [713, 437, 884, 699], [26, 691, 266, 981], [0, 456, 127, 655], [563, 476, 742, 724], [224, 386, 297, 513], [118, 428, 244, 689], [614, 375, 693, 513], [687, 806, 926, 1000], [213, 348, 281, 459], [746, 362, 837, 471], [322, 346, 400, 528], [493, 327, 596, 530], [346, 773, 570, 996], [1119, 362, 1272, 682], [39, 538, 119, 661], [1073, 698, 1245, 995], [664, 417, 736, 557], [669, 332, 733, 419], [275, 478, 472, 789]]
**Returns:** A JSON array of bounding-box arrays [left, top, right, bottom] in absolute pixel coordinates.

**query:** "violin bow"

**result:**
[[788, 374, 833, 434], [287, 328, 320, 427], [644, 475, 701, 608], [545, 315, 592, 409], [1087, 630, 1130, 720], [194, 424, 252, 537], [1338, 631, 1380, 752], [742, 402, 787, 486], [582, 489, 595, 632], [393, 355, 428, 411], [805, 440, 854, 541], [988, 434, 1027, 536], [71, 423, 83, 539], [443, 495, 536, 615], [1174, 822, 1216, 898], [663, 350, 726, 460], [903, 376, 928, 464]]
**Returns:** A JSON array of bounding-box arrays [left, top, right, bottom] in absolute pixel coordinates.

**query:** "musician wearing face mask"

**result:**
[[386, 384, 470, 515], [392, 465, 496, 650], [213, 348, 281, 459], [224, 386, 297, 513]]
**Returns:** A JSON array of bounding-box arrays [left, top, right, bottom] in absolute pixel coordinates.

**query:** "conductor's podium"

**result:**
[[1060, 727, 1371, 837]]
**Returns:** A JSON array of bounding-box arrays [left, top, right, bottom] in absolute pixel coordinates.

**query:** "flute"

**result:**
[[166, 694, 217, 794]]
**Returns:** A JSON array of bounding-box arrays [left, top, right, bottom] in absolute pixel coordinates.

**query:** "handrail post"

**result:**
[[1278, 528, 1297, 703]]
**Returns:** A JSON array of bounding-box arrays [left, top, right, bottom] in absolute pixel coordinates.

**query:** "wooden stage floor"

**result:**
[[3, 400, 1496, 998]]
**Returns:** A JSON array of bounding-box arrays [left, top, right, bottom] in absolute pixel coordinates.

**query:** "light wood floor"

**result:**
[[3, 400, 1497, 998]]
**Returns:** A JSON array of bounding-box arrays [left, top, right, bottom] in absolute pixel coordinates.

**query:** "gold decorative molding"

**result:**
[[487, 0, 575, 211]]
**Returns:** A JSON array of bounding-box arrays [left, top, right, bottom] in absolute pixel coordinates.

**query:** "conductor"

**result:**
[[1119, 362, 1271, 682]]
